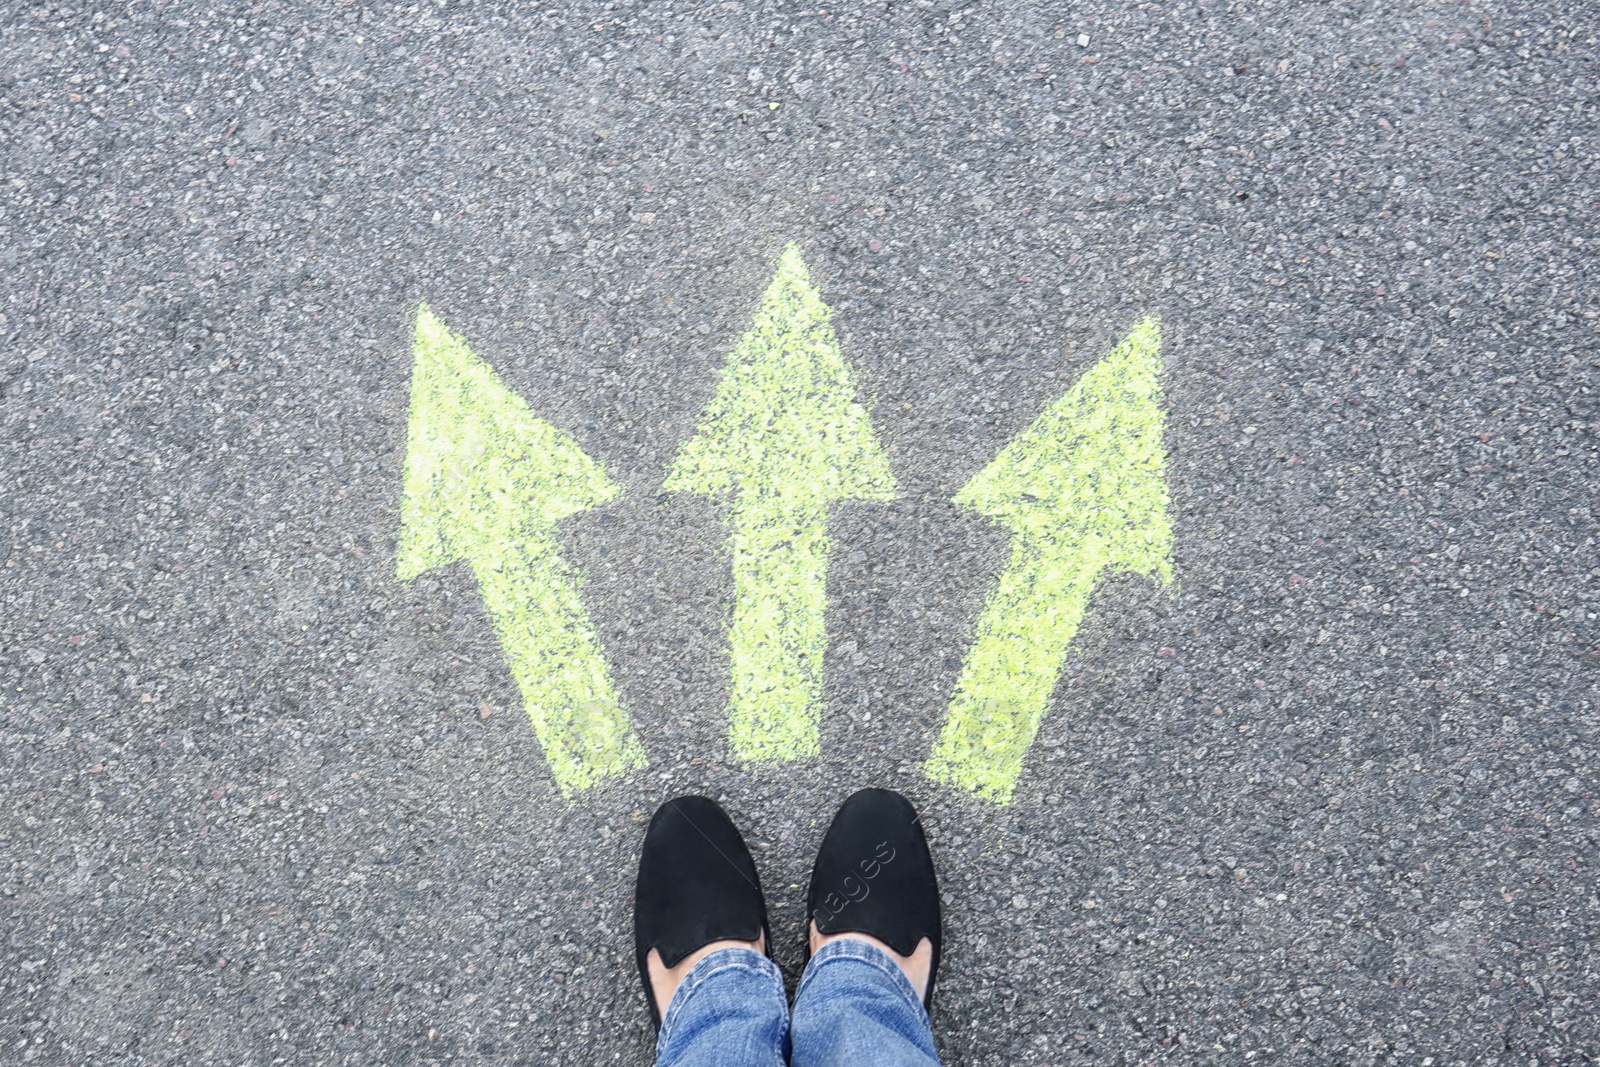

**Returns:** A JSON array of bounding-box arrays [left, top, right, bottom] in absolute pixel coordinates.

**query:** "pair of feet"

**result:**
[[633, 788, 942, 1025]]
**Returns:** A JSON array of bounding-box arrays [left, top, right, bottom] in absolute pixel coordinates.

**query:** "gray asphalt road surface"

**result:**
[[3, 2, 1597, 1064]]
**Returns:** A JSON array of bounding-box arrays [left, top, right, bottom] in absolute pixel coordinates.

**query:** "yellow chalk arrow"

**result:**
[[667, 246, 897, 761], [396, 306, 646, 794], [926, 318, 1174, 804]]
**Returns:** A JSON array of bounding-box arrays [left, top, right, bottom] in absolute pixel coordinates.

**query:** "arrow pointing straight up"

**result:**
[[667, 246, 896, 761], [925, 318, 1173, 804], [397, 306, 647, 794]]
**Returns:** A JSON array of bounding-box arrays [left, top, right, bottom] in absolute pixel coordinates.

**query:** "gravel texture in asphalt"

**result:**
[[2, 2, 1597, 1064]]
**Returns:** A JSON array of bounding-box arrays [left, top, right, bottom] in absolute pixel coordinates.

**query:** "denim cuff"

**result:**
[[658, 946, 785, 1038], [797, 936, 930, 1025]]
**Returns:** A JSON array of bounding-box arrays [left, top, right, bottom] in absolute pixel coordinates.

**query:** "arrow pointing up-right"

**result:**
[[925, 318, 1174, 804]]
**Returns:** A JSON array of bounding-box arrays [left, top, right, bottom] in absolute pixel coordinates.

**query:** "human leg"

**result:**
[[654, 945, 789, 1067], [789, 936, 939, 1067], [789, 788, 942, 1067], [634, 796, 787, 1067]]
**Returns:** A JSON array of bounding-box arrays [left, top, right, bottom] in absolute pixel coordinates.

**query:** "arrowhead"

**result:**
[[397, 305, 621, 579], [956, 317, 1173, 582], [666, 245, 897, 502]]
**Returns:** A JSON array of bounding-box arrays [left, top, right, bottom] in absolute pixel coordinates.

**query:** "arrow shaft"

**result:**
[[470, 535, 646, 793], [724, 496, 831, 761], [926, 542, 1102, 804]]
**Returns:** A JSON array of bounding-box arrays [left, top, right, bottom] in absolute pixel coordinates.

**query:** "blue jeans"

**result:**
[[655, 939, 941, 1067]]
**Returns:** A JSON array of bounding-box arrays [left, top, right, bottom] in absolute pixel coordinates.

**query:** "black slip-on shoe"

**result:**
[[806, 787, 942, 1011], [633, 795, 770, 1027]]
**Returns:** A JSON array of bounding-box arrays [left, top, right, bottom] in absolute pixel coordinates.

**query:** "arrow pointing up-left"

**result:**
[[396, 305, 647, 794]]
